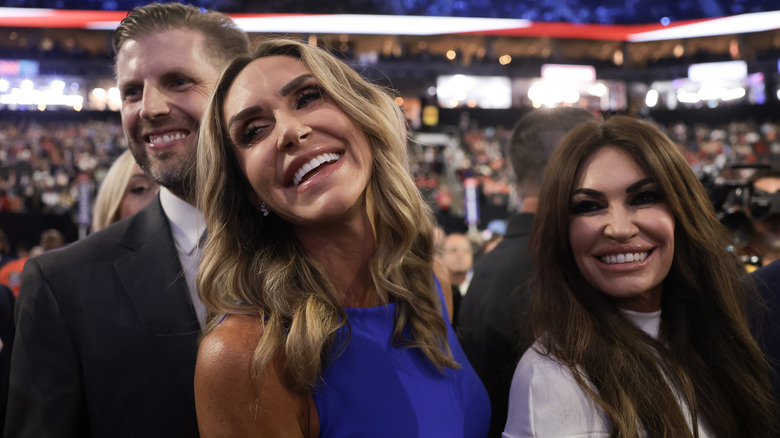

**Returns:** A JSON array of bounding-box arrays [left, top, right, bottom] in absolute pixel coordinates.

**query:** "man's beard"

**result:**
[[134, 143, 198, 203]]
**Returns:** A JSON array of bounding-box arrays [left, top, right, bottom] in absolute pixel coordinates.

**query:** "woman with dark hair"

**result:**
[[504, 115, 778, 437], [194, 38, 489, 437]]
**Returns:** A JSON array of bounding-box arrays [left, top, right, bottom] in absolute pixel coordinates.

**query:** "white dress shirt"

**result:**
[[503, 309, 712, 437], [159, 187, 207, 328]]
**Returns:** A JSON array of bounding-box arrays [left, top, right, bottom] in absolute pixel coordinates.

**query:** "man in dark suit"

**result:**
[[749, 236, 780, 405], [6, 4, 249, 436], [457, 107, 599, 437]]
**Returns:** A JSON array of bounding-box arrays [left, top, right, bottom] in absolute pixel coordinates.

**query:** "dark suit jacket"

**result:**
[[6, 198, 201, 437], [457, 213, 535, 438], [750, 260, 780, 404], [0, 284, 14, 438]]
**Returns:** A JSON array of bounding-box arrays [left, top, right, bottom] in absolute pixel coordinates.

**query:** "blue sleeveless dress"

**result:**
[[312, 282, 490, 438]]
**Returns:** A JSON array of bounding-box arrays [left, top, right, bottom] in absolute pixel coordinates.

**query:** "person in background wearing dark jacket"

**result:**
[[749, 259, 780, 404], [457, 107, 598, 437]]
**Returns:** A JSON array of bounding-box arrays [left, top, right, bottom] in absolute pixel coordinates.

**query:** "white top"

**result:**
[[458, 270, 473, 295], [503, 309, 712, 437], [159, 187, 207, 328]]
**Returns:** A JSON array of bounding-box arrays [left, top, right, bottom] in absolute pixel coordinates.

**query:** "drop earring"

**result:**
[[260, 202, 269, 217]]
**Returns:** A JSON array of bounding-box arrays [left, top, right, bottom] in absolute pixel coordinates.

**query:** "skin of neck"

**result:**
[[450, 271, 467, 286], [295, 206, 377, 308]]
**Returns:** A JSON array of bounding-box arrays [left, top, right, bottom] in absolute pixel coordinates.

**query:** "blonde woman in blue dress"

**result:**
[[194, 38, 490, 438]]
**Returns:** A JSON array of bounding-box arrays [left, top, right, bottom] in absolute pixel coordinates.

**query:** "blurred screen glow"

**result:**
[[436, 74, 512, 109], [688, 61, 747, 83], [541, 64, 596, 82]]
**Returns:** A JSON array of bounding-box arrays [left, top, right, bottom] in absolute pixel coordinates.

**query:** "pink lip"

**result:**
[[283, 147, 344, 187], [294, 157, 344, 191]]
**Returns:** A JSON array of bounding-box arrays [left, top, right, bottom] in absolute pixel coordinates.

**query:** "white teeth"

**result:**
[[293, 152, 340, 186], [600, 252, 647, 264], [149, 132, 186, 144]]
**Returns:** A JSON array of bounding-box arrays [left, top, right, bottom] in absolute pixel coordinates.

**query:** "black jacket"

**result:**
[[6, 197, 200, 437], [457, 213, 535, 437]]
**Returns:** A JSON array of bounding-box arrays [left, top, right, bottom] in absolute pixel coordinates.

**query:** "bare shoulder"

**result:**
[[195, 315, 263, 437], [195, 314, 315, 438], [197, 314, 263, 372]]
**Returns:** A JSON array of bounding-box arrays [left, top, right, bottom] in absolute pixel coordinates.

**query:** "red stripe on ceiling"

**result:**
[[0, 10, 127, 28], [0, 9, 735, 42], [460, 18, 714, 41]]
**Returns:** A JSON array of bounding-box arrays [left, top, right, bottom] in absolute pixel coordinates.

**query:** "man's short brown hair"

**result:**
[[112, 2, 249, 69]]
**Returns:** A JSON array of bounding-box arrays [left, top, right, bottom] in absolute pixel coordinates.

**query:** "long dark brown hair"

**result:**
[[529, 115, 778, 436]]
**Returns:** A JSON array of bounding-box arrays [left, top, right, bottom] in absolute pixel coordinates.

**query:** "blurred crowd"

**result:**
[[668, 119, 780, 176], [413, 116, 780, 231], [0, 117, 126, 218], [3, 113, 780, 260]]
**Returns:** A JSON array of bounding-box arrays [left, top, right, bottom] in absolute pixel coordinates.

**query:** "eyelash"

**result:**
[[569, 190, 662, 215], [238, 85, 323, 145], [631, 190, 662, 206], [570, 200, 601, 215], [239, 123, 265, 145], [296, 85, 322, 109]]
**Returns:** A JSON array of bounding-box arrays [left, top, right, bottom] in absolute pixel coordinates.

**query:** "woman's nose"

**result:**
[[275, 112, 312, 150], [603, 206, 639, 241]]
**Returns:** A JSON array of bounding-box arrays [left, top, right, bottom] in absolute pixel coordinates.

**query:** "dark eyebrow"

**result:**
[[117, 78, 138, 94], [571, 178, 654, 198], [626, 178, 654, 193], [226, 74, 315, 131], [160, 69, 192, 83], [227, 105, 262, 132], [280, 74, 314, 96], [571, 187, 603, 198]]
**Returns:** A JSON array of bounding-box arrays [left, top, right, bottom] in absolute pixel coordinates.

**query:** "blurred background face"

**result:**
[[754, 177, 780, 194], [750, 176, 780, 258], [441, 233, 474, 276], [119, 164, 159, 220]]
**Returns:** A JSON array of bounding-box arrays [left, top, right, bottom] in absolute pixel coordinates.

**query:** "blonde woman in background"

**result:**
[[92, 149, 159, 232]]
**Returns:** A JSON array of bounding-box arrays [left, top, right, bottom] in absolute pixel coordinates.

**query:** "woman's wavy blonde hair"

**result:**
[[92, 150, 140, 232], [196, 38, 457, 391], [530, 115, 778, 436]]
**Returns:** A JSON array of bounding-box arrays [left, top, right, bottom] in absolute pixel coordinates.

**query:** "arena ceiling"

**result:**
[[1, 0, 778, 26], [0, 3, 779, 42]]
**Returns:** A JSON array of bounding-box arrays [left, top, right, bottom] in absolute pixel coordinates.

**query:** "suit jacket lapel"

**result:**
[[114, 198, 201, 412]]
